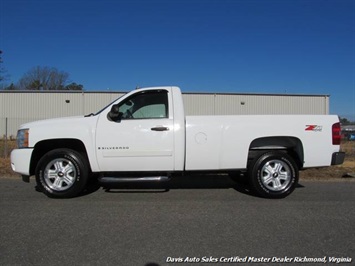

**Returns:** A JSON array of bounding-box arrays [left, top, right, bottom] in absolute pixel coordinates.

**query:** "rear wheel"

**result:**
[[248, 151, 298, 198], [35, 149, 89, 198]]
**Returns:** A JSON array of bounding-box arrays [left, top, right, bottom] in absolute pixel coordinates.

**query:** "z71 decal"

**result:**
[[305, 125, 323, 132]]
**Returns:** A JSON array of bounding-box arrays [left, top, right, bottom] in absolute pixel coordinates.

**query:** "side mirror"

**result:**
[[107, 104, 123, 122]]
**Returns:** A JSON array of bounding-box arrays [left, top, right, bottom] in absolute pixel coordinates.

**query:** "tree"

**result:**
[[0, 50, 10, 89], [0, 50, 3, 81], [18, 66, 71, 90], [339, 117, 351, 125], [4, 83, 16, 90], [65, 82, 83, 90], [2, 64, 83, 91]]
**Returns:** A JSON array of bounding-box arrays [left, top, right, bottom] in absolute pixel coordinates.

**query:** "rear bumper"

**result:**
[[331, 152, 345, 165]]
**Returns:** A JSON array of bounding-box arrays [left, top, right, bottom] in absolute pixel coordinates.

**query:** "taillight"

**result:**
[[332, 122, 341, 145]]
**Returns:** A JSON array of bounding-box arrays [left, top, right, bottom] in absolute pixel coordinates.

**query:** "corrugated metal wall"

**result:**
[[0, 90, 329, 137], [184, 93, 329, 116]]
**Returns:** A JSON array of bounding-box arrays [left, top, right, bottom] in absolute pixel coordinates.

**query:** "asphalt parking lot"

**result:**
[[0, 176, 354, 266]]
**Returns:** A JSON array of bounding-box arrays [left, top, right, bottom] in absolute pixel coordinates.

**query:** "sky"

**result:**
[[1, 0, 354, 120]]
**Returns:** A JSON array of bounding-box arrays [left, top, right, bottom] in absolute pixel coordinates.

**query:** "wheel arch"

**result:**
[[30, 139, 91, 175], [248, 136, 304, 169]]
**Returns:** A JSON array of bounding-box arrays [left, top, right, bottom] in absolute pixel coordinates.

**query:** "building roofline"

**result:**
[[0, 90, 330, 97], [181, 91, 330, 97]]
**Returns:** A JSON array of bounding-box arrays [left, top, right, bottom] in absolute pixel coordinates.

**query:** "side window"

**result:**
[[118, 90, 168, 120]]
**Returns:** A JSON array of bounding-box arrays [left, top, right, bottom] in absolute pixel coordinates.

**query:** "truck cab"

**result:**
[[95, 87, 185, 172]]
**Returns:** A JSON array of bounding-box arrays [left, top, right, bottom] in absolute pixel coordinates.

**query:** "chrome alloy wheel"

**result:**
[[44, 159, 77, 191], [260, 159, 291, 192]]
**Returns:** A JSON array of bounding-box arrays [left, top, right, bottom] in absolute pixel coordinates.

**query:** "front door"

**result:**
[[95, 89, 174, 172]]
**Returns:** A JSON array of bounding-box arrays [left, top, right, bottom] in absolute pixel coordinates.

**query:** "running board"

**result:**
[[98, 176, 170, 184]]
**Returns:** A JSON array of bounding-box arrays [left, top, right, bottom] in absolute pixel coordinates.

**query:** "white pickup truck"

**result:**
[[11, 86, 345, 198]]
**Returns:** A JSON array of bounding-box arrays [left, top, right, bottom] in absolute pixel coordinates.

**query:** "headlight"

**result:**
[[17, 129, 29, 148]]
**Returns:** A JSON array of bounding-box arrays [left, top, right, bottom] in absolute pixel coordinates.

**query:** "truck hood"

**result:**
[[20, 116, 99, 147], [20, 116, 86, 129]]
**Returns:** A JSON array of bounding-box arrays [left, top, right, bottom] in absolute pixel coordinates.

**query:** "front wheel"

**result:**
[[248, 151, 299, 198], [35, 149, 89, 198]]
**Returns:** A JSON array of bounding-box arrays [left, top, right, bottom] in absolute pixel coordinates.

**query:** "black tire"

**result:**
[[248, 151, 298, 199], [35, 149, 89, 198]]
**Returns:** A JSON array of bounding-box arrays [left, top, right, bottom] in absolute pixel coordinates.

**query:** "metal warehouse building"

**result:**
[[0, 90, 330, 137]]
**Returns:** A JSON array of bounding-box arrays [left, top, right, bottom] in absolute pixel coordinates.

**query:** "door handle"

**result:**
[[151, 126, 169, 131]]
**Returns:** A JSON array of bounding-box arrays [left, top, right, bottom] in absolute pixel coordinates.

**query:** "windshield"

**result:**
[[93, 93, 126, 116]]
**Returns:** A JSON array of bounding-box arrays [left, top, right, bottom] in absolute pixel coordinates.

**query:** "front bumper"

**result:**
[[10, 148, 34, 176], [331, 152, 345, 165]]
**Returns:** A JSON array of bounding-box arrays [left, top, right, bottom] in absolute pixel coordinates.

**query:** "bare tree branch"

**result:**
[[18, 66, 70, 90]]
